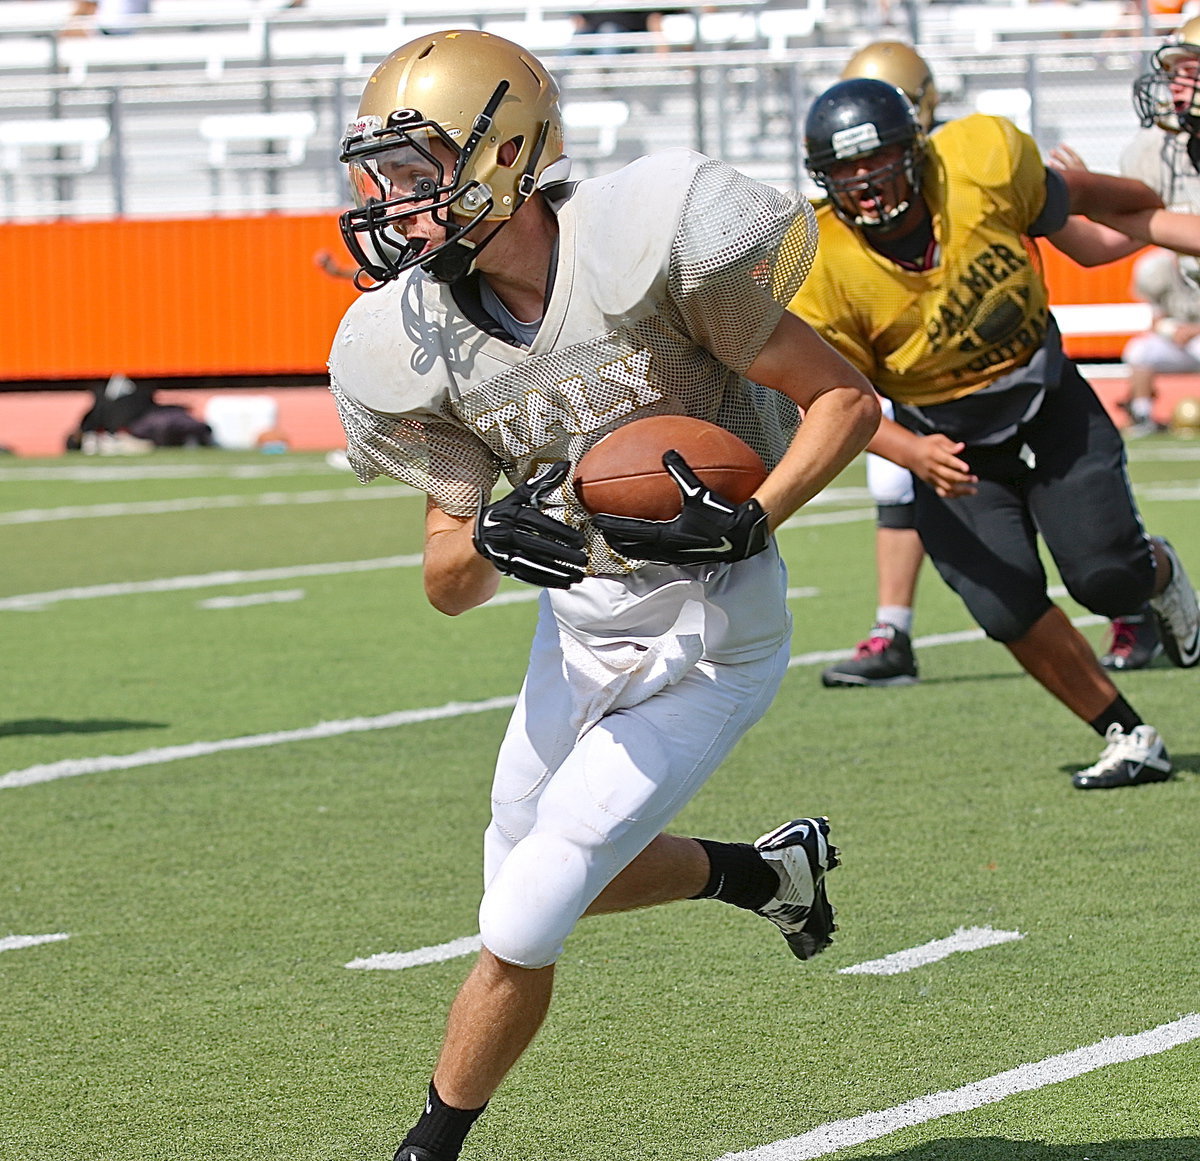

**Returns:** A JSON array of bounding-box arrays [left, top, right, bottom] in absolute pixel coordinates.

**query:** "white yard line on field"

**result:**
[[0, 555, 423, 611], [0, 697, 519, 790], [0, 485, 416, 525], [345, 935, 483, 970], [0, 617, 1107, 791], [344, 922, 1022, 976], [0, 933, 70, 953], [0, 462, 348, 483], [0, 485, 874, 526], [714, 1013, 1200, 1160], [198, 589, 306, 609], [343, 927, 1025, 978], [839, 926, 1024, 976]]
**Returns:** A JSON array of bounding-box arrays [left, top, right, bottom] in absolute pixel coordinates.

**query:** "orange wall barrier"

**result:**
[[1, 213, 359, 382], [1040, 243, 1143, 361], [0, 214, 1147, 384]]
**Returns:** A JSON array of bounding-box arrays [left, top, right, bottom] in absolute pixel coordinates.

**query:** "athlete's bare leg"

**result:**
[[876, 525, 924, 609], [1005, 605, 1122, 722], [432, 951, 554, 1109], [432, 835, 708, 1109], [1124, 365, 1158, 426]]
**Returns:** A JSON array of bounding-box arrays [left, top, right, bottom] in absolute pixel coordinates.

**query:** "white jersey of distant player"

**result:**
[[328, 148, 816, 660], [1122, 127, 1200, 288], [1121, 126, 1200, 210]]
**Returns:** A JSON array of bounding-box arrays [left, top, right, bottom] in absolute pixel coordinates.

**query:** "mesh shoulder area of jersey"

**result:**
[[669, 157, 818, 372]]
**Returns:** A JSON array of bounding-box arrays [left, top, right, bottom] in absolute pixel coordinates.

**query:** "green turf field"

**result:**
[[2, 441, 1198, 1161]]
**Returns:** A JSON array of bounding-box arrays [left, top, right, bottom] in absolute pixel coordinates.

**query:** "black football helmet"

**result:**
[[804, 77, 926, 231]]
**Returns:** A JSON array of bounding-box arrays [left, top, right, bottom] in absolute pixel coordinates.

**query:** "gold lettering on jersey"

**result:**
[[471, 348, 661, 457]]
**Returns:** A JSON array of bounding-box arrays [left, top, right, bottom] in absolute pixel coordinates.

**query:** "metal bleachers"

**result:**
[[0, 0, 1181, 221]]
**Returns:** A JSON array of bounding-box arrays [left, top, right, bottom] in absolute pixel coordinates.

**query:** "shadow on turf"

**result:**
[[856, 1136, 1200, 1160], [0, 717, 168, 738]]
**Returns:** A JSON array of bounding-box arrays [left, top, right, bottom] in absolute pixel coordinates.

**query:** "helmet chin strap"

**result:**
[[425, 235, 481, 284]]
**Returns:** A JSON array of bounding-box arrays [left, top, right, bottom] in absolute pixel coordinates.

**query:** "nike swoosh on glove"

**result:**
[[473, 460, 588, 588], [592, 450, 770, 565]]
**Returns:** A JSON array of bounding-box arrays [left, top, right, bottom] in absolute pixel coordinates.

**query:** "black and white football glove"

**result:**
[[592, 450, 770, 566], [473, 460, 587, 589]]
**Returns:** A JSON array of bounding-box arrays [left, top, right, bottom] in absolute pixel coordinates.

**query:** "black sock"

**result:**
[[1089, 694, 1142, 738], [399, 1081, 487, 1161], [689, 838, 779, 911]]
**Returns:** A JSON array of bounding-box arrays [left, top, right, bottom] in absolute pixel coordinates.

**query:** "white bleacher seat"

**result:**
[[0, 1, 72, 31], [0, 116, 111, 214], [0, 116, 110, 175], [974, 87, 1032, 134], [266, 25, 384, 73], [756, 6, 822, 58], [199, 110, 318, 206], [199, 110, 317, 169], [481, 18, 577, 52], [562, 99, 630, 173], [56, 29, 264, 82], [660, 11, 698, 48], [0, 36, 55, 72], [697, 10, 759, 46]]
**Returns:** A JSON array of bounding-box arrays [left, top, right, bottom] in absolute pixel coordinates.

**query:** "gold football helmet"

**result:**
[[841, 41, 939, 132], [339, 29, 566, 286], [1170, 395, 1200, 436], [1133, 16, 1200, 136]]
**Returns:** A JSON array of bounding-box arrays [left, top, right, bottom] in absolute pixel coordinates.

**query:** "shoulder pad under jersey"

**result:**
[[327, 276, 451, 418]]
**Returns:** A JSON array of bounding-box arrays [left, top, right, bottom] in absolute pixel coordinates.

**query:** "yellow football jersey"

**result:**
[[790, 114, 1051, 407]]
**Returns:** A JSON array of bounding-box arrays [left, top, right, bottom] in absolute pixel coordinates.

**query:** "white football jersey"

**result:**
[[328, 148, 817, 576], [1120, 127, 1200, 289], [1120, 127, 1200, 211]]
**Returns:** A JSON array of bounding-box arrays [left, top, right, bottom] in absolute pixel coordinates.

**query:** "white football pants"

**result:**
[[479, 611, 790, 968]]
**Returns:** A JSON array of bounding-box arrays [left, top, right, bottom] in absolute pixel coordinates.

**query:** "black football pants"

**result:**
[[912, 364, 1156, 643]]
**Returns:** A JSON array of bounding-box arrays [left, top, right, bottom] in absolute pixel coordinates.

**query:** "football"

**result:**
[[574, 415, 767, 521]]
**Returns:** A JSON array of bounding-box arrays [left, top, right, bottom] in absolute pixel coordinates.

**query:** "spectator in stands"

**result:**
[[62, 0, 150, 37], [571, 9, 672, 54]]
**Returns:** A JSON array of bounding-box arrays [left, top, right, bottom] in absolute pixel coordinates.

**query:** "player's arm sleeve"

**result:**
[[1027, 167, 1070, 237], [329, 377, 501, 518], [665, 159, 820, 372]]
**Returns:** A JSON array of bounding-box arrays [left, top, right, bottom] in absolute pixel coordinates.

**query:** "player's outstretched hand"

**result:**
[[1048, 143, 1089, 173], [909, 434, 978, 499], [473, 461, 587, 588], [593, 450, 770, 565]]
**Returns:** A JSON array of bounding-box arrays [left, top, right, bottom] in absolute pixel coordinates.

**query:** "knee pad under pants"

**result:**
[[867, 451, 915, 509], [479, 644, 789, 968]]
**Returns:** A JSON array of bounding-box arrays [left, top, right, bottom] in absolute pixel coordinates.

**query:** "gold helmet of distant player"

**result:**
[[1134, 16, 1200, 136], [1171, 395, 1200, 435], [841, 40, 940, 132], [338, 29, 566, 286]]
